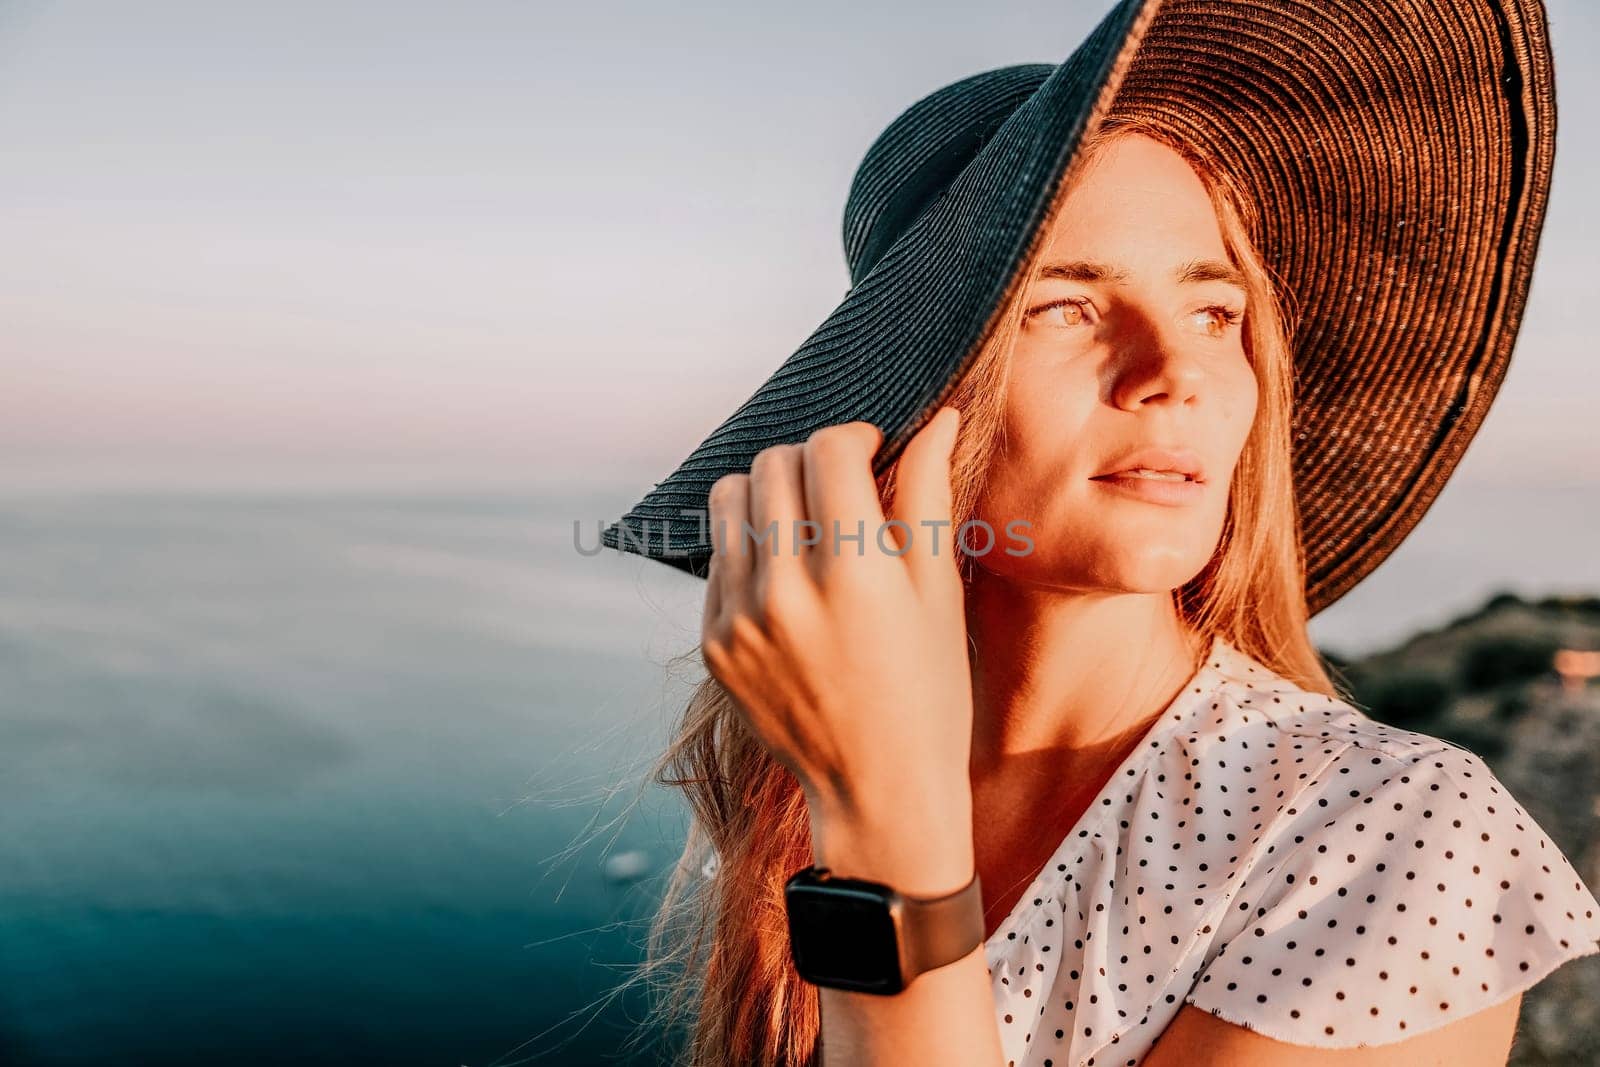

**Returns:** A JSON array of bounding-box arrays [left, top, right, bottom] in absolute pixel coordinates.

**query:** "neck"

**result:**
[[964, 566, 1207, 788]]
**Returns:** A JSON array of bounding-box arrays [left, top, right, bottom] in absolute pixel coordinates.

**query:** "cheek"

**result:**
[[1223, 361, 1261, 454], [1004, 345, 1102, 450], [983, 359, 1099, 507]]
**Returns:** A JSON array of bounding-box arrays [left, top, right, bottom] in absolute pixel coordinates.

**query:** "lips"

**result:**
[[1089, 468, 1206, 507], [1089, 446, 1205, 483]]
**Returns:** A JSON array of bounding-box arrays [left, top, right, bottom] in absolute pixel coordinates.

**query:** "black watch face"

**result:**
[[785, 875, 902, 995]]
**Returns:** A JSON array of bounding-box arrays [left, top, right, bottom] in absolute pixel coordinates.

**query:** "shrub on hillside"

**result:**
[[1482, 590, 1527, 614], [1459, 635, 1559, 692], [1356, 670, 1453, 726], [1492, 690, 1531, 722], [1533, 593, 1600, 615]]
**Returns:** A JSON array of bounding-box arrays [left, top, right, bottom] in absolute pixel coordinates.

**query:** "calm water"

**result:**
[[2, 484, 1596, 1065], [0, 492, 703, 1066]]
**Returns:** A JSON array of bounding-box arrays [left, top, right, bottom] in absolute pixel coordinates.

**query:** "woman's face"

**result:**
[[971, 132, 1258, 594]]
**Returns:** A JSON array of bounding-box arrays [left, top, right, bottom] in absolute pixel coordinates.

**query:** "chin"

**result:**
[[966, 498, 1224, 592], [1086, 554, 1209, 594], [976, 541, 1211, 595]]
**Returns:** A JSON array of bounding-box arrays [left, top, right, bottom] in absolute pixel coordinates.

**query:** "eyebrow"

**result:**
[[1036, 257, 1248, 291]]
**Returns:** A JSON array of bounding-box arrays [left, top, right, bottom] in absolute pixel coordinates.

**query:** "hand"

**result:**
[[700, 407, 973, 833]]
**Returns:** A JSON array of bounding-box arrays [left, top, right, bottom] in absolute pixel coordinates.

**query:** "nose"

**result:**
[[1107, 319, 1207, 412]]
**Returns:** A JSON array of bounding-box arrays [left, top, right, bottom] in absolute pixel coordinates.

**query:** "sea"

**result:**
[[1, 483, 1595, 1065]]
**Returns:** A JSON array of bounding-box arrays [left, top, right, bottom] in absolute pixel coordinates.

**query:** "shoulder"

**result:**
[[1174, 641, 1600, 1048], [1193, 637, 1452, 768], [1173, 639, 1516, 839]]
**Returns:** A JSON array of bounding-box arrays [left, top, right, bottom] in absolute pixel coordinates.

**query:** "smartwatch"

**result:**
[[783, 864, 986, 995]]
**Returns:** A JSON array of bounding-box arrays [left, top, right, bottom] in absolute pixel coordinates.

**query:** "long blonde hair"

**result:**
[[597, 114, 1339, 1067]]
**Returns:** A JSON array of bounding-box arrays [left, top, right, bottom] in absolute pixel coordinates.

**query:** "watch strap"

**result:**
[[899, 869, 986, 981]]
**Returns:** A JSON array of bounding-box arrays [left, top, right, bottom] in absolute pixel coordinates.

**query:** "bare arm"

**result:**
[[698, 414, 998, 1061], [1141, 993, 1522, 1067], [807, 789, 1005, 1067]]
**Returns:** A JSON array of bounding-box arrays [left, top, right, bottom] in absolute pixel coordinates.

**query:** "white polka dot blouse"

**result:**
[[702, 634, 1600, 1065]]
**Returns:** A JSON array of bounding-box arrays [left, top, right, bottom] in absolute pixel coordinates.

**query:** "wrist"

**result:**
[[806, 787, 975, 898]]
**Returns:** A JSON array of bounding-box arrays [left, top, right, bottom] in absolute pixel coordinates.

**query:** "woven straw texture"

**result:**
[[599, 0, 1555, 619]]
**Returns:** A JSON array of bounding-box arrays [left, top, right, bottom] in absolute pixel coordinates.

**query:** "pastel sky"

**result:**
[[0, 0, 1595, 495]]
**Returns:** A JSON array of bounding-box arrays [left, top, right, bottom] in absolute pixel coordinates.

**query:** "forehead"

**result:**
[[1038, 134, 1228, 265]]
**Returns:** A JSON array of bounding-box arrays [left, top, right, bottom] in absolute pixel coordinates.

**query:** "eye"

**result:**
[[1024, 297, 1093, 328], [1193, 304, 1244, 338]]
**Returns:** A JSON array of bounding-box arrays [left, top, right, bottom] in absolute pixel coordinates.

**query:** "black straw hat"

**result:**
[[599, 0, 1556, 616]]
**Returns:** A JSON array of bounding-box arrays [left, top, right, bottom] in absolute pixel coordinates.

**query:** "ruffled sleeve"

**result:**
[[1182, 742, 1600, 1048]]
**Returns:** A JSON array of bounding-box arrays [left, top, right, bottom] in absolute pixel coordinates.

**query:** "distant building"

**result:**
[[1554, 649, 1600, 694]]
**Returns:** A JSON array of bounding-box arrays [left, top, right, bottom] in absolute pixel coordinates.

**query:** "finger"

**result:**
[[886, 406, 961, 591], [706, 472, 753, 627], [747, 443, 808, 589], [801, 421, 888, 579], [703, 542, 723, 635]]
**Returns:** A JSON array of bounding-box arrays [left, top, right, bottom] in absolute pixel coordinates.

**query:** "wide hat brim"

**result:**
[[599, 0, 1556, 618]]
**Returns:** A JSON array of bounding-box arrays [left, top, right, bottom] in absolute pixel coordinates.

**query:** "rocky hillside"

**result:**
[[1326, 592, 1600, 1065]]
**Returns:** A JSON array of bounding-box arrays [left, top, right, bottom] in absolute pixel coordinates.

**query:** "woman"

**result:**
[[596, 1, 1594, 1064]]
